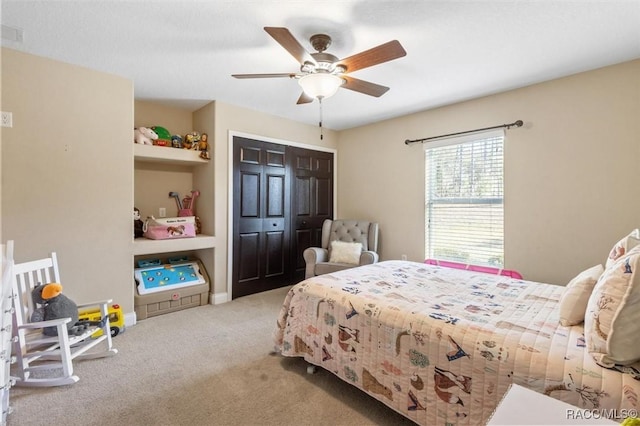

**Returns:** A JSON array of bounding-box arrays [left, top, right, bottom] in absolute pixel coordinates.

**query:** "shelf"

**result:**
[[134, 144, 209, 165], [133, 234, 216, 256]]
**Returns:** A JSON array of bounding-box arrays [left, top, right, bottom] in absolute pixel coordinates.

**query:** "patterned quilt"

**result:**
[[274, 260, 640, 425]]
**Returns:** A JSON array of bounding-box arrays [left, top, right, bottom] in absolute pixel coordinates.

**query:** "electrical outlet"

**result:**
[[1, 25, 24, 43], [401, 254, 408, 261], [1, 111, 13, 128], [159, 207, 166, 218]]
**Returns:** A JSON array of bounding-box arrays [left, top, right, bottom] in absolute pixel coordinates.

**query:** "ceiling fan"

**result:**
[[232, 27, 407, 104]]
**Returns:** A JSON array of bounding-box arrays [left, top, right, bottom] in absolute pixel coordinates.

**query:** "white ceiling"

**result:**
[[2, 1, 639, 130]]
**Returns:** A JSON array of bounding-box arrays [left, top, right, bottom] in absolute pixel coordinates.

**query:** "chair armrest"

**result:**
[[359, 251, 379, 265], [303, 247, 328, 279], [303, 247, 328, 264], [19, 317, 71, 330], [76, 299, 112, 310]]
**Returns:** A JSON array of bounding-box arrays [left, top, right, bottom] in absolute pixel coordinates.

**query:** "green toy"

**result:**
[[151, 126, 172, 146], [622, 417, 640, 426]]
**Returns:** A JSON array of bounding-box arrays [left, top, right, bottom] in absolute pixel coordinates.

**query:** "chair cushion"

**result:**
[[315, 262, 358, 276], [329, 241, 362, 265]]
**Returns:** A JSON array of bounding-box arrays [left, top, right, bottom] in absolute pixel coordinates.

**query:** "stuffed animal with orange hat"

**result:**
[[31, 283, 100, 336]]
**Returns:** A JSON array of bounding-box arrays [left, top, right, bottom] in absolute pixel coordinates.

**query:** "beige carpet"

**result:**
[[8, 285, 414, 426]]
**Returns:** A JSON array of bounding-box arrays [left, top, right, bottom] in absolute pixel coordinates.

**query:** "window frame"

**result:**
[[424, 129, 505, 267]]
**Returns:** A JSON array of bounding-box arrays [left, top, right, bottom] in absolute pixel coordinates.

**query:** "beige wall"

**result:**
[[1, 48, 134, 310], [135, 101, 193, 136], [338, 59, 640, 285]]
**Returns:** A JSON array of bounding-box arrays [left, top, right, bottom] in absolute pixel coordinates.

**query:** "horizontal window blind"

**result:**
[[425, 133, 504, 267]]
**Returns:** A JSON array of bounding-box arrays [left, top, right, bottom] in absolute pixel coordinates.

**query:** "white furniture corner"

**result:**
[[488, 384, 618, 425], [1, 241, 15, 422]]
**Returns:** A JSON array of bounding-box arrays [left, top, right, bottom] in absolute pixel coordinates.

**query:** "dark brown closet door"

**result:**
[[289, 147, 334, 282], [232, 136, 290, 298]]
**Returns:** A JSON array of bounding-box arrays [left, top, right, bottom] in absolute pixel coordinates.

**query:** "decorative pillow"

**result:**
[[329, 241, 363, 265], [606, 229, 640, 269], [558, 264, 604, 326], [585, 245, 640, 367]]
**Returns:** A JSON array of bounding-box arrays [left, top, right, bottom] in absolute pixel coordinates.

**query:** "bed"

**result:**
[[273, 259, 640, 425]]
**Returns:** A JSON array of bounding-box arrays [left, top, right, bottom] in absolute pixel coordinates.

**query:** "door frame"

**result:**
[[227, 130, 337, 300]]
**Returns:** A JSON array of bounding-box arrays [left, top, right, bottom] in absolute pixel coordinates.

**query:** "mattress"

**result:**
[[274, 260, 640, 425]]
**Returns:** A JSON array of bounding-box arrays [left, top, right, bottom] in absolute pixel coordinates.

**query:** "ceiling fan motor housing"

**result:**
[[310, 33, 332, 52], [307, 52, 342, 74]]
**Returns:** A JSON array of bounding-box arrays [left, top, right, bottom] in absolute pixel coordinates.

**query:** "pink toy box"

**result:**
[[142, 216, 196, 240]]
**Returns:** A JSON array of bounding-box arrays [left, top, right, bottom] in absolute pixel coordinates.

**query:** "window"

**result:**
[[424, 130, 504, 267]]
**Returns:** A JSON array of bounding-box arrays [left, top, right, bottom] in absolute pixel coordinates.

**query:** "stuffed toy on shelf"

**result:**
[[133, 127, 158, 145], [151, 126, 172, 147], [199, 133, 210, 159], [183, 131, 201, 150]]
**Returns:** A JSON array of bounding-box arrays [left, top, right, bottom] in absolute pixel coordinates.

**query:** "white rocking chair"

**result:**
[[11, 250, 117, 387]]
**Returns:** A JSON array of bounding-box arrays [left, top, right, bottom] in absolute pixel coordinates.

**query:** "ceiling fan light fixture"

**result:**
[[298, 73, 344, 99]]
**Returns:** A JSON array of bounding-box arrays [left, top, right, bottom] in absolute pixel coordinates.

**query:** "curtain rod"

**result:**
[[404, 120, 524, 145]]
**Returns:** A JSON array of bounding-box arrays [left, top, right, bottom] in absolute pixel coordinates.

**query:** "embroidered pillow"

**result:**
[[558, 264, 604, 326], [329, 241, 363, 265], [585, 245, 640, 367], [606, 229, 640, 269]]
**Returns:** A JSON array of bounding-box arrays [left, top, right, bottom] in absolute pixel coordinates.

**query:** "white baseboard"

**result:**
[[124, 311, 137, 328], [212, 292, 228, 305]]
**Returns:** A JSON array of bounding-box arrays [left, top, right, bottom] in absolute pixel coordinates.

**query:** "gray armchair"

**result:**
[[303, 219, 379, 279]]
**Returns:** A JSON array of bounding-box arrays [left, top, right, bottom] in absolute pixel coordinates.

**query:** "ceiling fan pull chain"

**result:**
[[319, 97, 324, 140]]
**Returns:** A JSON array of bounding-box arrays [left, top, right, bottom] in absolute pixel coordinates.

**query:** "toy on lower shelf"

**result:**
[[134, 258, 210, 320], [134, 207, 144, 238], [169, 190, 202, 234], [135, 261, 206, 295]]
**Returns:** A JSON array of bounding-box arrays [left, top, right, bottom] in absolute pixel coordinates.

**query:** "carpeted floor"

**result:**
[[8, 285, 414, 426]]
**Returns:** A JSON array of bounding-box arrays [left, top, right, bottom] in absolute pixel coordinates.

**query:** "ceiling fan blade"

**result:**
[[296, 92, 314, 105], [264, 27, 315, 65], [341, 76, 390, 97], [338, 40, 406, 73], [232, 73, 297, 79]]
